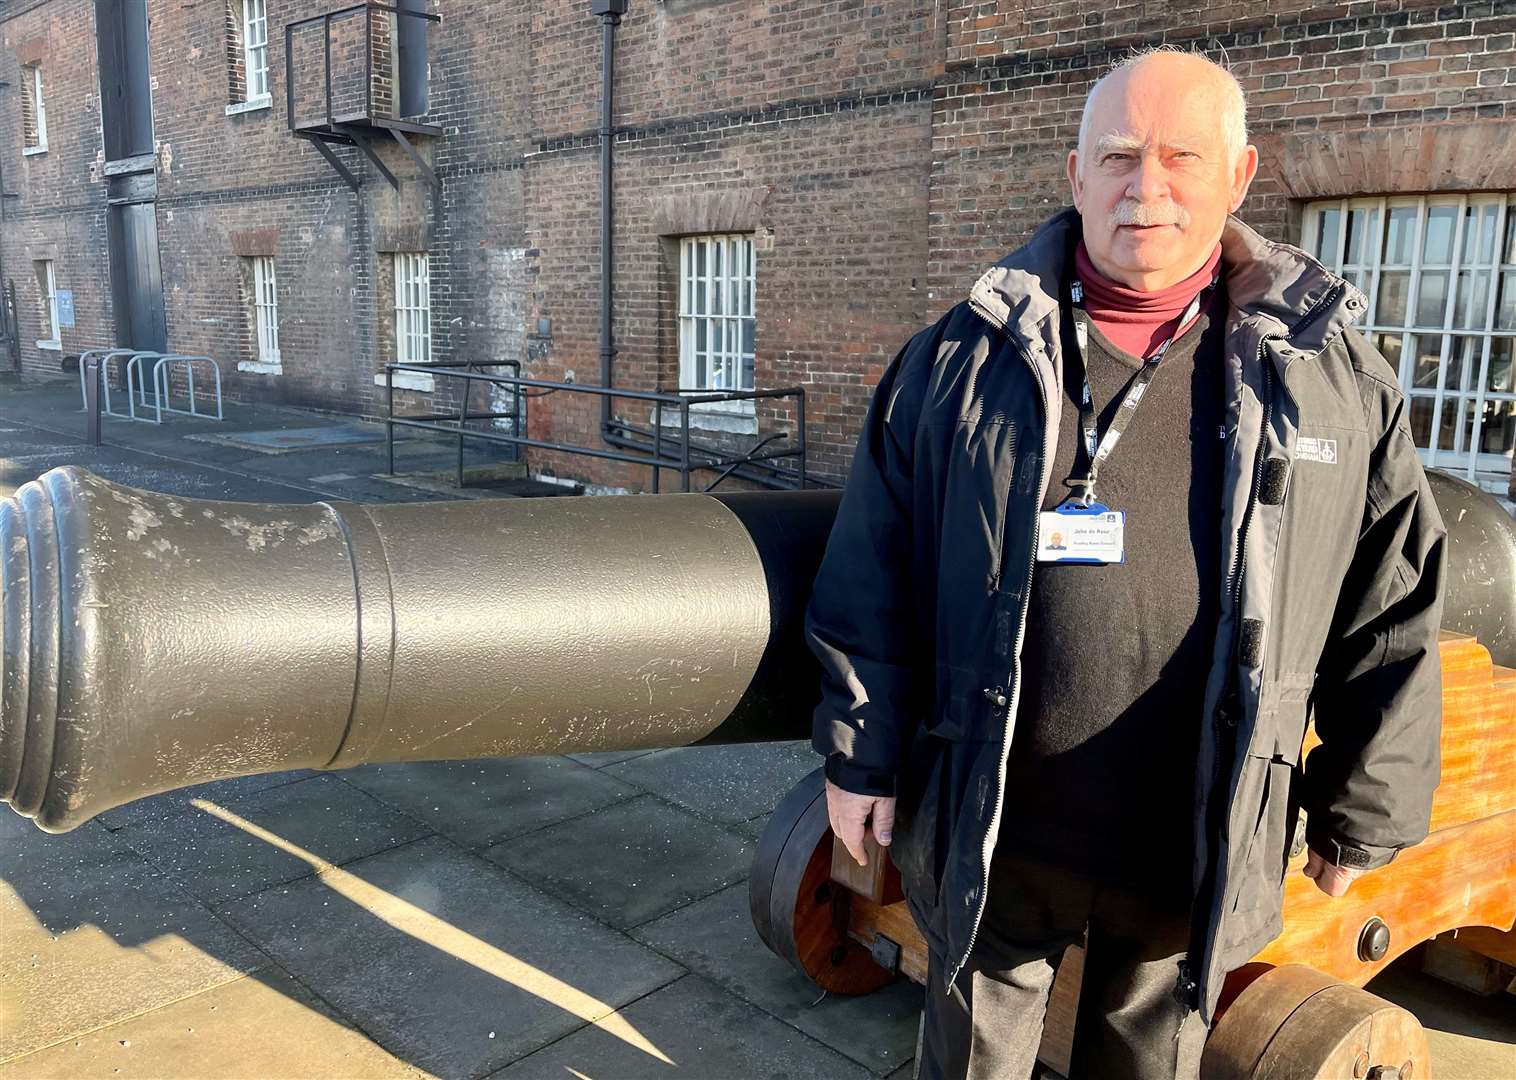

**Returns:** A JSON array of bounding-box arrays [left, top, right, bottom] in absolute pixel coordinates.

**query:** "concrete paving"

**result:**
[[2, 380, 1513, 1079]]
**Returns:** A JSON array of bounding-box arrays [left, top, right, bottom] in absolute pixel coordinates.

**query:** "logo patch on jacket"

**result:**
[[1295, 436, 1338, 465]]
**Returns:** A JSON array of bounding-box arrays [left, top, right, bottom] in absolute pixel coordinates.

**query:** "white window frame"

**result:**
[[23, 63, 47, 154], [36, 260, 58, 349], [394, 251, 431, 365], [1302, 193, 1516, 492], [678, 233, 756, 415], [242, 0, 270, 102], [250, 255, 280, 369]]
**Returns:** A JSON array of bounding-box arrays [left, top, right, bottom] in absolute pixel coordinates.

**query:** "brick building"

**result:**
[[0, 0, 1511, 496]]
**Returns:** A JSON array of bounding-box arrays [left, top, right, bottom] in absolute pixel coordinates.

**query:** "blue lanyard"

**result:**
[[1061, 274, 1217, 507]]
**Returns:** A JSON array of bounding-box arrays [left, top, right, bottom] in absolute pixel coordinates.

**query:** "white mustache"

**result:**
[[1110, 201, 1190, 228]]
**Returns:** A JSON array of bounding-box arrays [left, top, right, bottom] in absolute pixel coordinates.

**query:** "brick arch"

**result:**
[[1257, 121, 1516, 202]]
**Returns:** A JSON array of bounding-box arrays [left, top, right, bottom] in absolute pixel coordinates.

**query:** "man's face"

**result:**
[[1067, 57, 1259, 291]]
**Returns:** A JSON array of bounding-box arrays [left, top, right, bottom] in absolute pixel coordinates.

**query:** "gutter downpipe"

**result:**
[[595, 1, 625, 439]]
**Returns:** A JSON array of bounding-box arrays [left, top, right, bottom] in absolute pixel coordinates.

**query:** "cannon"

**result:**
[[3, 465, 1514, 1079]]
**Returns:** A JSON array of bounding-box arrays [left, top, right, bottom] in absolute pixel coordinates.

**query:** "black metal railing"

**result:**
[[285, 2, 439, 132], [383, 362, 812, 493]]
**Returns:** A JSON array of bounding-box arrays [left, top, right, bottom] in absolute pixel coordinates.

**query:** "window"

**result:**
[[242, 0, 269, 99], [1303, 194, 1516, 490], [227, 0, 270, 108], [34, 259, 58, 348], [250, 255, 280, 368], [394, 252, 431, 364], [679, 234, 755, 409], [21, 63, 46, 152]]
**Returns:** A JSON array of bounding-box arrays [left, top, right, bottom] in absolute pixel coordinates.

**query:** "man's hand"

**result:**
[[825, 780, 896, 867], [1302, 848, 1363, 897]]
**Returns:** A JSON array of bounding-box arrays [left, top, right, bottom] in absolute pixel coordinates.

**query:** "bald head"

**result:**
[[1078, 50, 1248, 173], [1066, 48, 1259, 291]]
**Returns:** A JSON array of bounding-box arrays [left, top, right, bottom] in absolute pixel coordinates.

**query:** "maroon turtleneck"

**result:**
[[1073, 241, 1224, 358]]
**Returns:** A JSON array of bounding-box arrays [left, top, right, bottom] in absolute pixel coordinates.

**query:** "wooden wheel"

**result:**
[[1203, 964, 1433, 1080], [748, 768, 896, 994]]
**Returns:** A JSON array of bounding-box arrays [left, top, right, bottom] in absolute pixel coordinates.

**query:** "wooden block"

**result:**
[[1423, 935, 1516, 996], [830, 833, 903, 905]]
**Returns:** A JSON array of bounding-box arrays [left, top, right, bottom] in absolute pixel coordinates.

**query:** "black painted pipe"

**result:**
[[0, 467, 834, 832], [3, 467, 1512, 834]]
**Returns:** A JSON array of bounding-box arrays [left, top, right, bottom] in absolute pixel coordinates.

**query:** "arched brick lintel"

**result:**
[[1257, 122, 1516, 203]]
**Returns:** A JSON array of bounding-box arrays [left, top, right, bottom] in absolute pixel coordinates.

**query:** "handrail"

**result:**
[[383, 362, 810, 493]]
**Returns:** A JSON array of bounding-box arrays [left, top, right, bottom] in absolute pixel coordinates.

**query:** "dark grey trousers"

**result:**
[[916, 853, 1209, 1080]]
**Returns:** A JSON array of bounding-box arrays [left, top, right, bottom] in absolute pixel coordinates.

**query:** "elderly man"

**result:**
[[804, 49, 1446, 1080]]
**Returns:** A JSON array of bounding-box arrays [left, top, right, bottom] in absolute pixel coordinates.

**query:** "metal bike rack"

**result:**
[[120, 351, 165, 423], [152, 355, 223, 422], [76, 349, 141, 419]]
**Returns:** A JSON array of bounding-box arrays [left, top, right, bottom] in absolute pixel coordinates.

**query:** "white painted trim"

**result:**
[[22, 145, 47, 157], [238, 360, 282, 375], [35, 339, 60, 351], [375, 371, 434, 392], [225, 95, 272, 117]]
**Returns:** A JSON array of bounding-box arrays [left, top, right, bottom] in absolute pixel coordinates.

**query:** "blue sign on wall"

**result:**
[[56, 290, 75, 328]]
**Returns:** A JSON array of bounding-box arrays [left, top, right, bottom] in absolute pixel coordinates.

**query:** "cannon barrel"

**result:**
[[1, 467, 837, 832], [4, 466, 1514, 834]]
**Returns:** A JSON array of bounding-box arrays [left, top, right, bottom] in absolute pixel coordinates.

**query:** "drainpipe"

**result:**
[[592, 0, 626, 433]]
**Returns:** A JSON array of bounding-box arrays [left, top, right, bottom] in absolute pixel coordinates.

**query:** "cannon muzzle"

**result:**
[[1, 467, 838, 832]]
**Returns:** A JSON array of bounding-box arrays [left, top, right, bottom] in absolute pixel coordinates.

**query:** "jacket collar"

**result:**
[[967, 208, 1367, 360]]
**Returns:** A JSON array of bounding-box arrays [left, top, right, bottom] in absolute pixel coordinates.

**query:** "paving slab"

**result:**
[[0, 971, 426, 1079], [567, 748, 660, 769], [0, 813, 264, 1062], [1367, 963, 1516, 1079], [483, 795, 753, 930], [633, 882, 922, 1076], [603, 741, 821, 825], [220, 835, 684, 1079], [489, 973, 875, 1079], [113, 774, 432, 903], [337, 756, 640, 849], [97, 770, 316, 830]]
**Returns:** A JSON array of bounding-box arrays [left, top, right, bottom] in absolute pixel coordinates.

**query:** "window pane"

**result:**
[[1423, 204, 1457, 264], [1382, 205, 1416, 265], [1477, 398, 1515, 457], [1346, 207, 1378, 264], [1314, 208, 1341, 266], [1409, 395, 1435, 448], [1369, 331, 1403, 375], [1496, 271, 1516, 330], [1438, 397, 1461, 453], [1455, 269, 1490, 329], [1415, 271, 1449, 328], [1377, 271, 1410, 326], [1445, 336, 1481, 394], [1410, 334, 1443, 389], [1505, 206, 1516, 264], [1489, 337, 1514, 394], [1465, 203, 1499, 265]]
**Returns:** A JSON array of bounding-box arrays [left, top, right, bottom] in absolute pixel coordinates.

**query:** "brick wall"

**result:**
[[0, 0, 1510, 493], [0, 0, 113, 379]]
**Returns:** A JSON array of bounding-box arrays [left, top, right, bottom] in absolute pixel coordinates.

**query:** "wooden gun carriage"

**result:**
[[2, 466, 1512, 1079]]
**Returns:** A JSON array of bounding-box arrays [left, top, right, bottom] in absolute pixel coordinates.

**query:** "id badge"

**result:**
[[1037, 501, 1125, 564]]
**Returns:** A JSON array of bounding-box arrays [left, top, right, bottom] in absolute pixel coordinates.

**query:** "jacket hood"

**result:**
[[968, 208, 1368, 361]]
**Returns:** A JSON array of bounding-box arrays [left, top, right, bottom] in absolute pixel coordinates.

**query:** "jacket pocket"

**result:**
[[1222, 738, 1302, 954], [892, 726, 948, 907]]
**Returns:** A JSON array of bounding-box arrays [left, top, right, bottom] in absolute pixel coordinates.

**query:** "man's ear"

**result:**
[[1229, 144, 1260, 213], [1067, 149, 1084, 211]]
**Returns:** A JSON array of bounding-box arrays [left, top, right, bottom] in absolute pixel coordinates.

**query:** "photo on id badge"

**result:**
[[1037, 502, 1126, 564]]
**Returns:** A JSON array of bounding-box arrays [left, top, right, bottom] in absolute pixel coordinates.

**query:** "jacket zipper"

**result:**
[[1178, 339, 1272, 1008], [953, 299, 1053, 990]]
